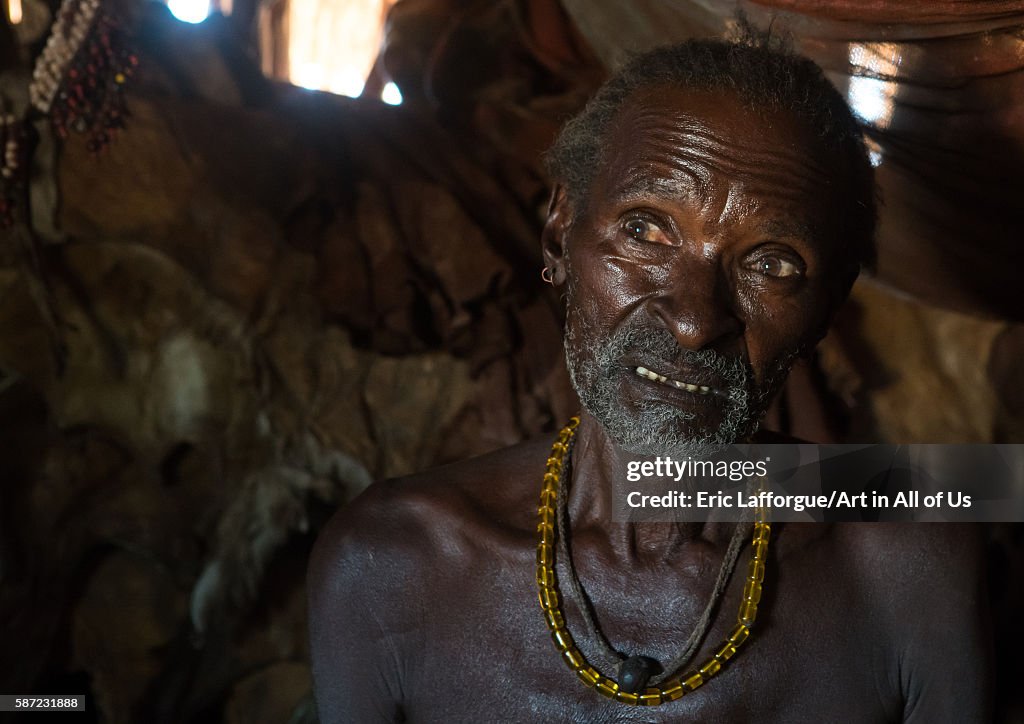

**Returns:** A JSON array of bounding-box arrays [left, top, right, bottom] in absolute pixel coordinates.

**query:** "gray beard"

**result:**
[[564, 299, 795, 458]]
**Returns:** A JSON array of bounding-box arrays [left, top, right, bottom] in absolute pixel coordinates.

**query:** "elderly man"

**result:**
[[308, 34, 991, 722]]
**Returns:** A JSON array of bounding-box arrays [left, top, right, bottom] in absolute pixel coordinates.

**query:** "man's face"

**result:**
[[552, 86, 849, 455]]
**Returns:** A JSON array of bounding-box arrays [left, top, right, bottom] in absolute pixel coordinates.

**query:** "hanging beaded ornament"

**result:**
[[29, 0, 137, 153], [536, 417, 771, 707]]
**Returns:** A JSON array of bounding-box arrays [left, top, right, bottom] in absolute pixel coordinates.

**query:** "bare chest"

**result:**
[[392, 536, 899, 723]]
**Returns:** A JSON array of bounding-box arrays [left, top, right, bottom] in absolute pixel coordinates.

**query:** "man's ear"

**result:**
[[541, 185, 572, 286]]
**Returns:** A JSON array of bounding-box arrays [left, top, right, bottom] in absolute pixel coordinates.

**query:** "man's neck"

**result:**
[[565, 413, 734, 561]]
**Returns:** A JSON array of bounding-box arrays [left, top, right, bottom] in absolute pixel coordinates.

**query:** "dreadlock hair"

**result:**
[[544, 25, 877, 275]]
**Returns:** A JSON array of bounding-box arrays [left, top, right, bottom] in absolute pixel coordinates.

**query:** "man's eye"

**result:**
[[755, 255, 803, 278], [622, 218, 670, 245]]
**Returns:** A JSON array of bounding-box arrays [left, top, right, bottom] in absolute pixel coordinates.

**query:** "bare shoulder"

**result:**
[[779, 522, 986, 610], [308, 436, 554, 594], [779, 523, 991, 722], [780, 522, 984, 575], [306, 436, 557, 722], [836, 522, 986, 590]]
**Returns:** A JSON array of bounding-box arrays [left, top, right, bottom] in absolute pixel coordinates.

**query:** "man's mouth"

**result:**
[[634, 365, 724, 398]]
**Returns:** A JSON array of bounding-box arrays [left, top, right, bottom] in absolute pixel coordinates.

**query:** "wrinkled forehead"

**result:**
[[594, 85, 839, 232]]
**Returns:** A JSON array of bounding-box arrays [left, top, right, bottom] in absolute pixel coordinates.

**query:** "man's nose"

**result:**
[[644, 264, 743, 352]]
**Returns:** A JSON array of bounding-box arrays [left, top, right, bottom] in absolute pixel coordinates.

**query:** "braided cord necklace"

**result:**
[[536, 417, 770, 707]]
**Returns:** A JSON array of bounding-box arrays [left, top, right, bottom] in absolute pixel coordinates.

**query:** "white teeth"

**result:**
[[634, 366, 714, 395], [635, 366, 658, 382]]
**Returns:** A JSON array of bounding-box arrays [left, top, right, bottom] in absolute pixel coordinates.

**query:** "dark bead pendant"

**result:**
[[618, 655, 661, 694]]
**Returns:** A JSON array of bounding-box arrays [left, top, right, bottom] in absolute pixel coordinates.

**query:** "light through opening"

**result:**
[[167, 0, 211, 23], [846, 44, 902, 129], [381, 81, 402, 105], [7, 0, 23, 24], [287, 0, 393, 97]]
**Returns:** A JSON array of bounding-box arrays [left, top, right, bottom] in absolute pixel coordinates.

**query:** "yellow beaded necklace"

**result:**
[[536, 416, 771, 707]]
